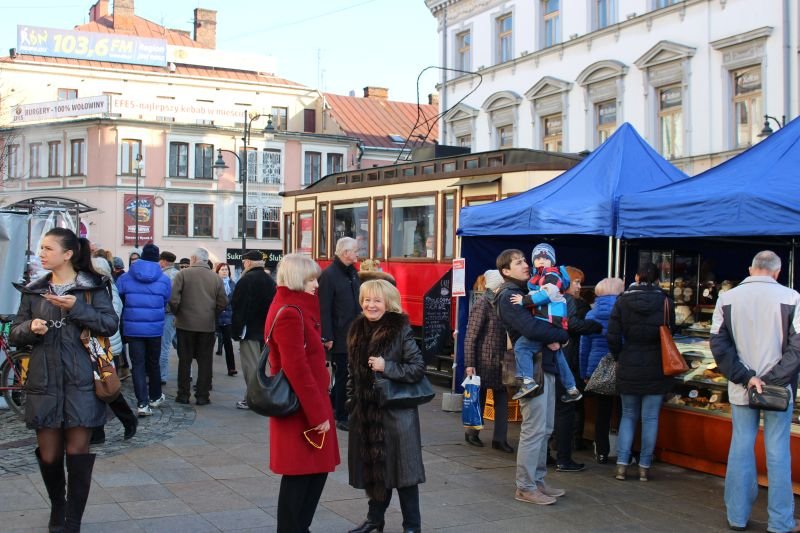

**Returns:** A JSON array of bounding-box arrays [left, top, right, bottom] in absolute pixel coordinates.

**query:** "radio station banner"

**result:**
[[11, 95, 109, 123], [123, 194, 154, 245], [17, 25, 167, 67]]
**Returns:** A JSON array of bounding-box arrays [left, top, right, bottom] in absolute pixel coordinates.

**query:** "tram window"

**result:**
[[390, 196, 435, 258], [442, 161, 456, 172], [401, 167, 415, 177], [284, 214, 293, 253], [333, 201, 370, 258], [297, 212, 313, 257], [443, 193, 455, 259], [487, 155, 504, 167], [384, 169, 396, 179], [318, 204, 328, 258], [464, 158, 479, 169], [375, 199, 384, 259], [422, 164, 435, 174]]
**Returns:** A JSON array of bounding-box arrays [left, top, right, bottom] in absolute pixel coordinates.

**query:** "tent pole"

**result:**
[[607, 236, 613, 277], [622, 241, 628, 282], [790, 238, 796, 289], [614, 238, 622, 278]]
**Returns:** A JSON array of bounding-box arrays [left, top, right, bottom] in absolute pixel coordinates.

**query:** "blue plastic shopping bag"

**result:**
[[462, 375, 483, 430]]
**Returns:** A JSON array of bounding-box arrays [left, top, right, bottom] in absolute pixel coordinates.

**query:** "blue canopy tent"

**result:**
[[454, 123, 689, 389]]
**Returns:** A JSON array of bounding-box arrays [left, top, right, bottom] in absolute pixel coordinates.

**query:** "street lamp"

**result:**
[[758, 114, 786, 137], [212, 110, 275, 258], [134, 152, 143, 248]]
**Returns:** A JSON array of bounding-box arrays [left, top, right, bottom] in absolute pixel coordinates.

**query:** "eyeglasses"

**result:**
[[303, 428, 325, 449]]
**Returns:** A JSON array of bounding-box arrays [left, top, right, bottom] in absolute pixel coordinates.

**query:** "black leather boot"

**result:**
[[348, 519, 385, 533], [64, 453, 96, 532], [36, 448, 65, 533]]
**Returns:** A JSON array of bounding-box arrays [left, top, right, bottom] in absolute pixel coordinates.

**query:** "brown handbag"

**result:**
[[660, 298, 688, 376], [80, 292, 121, 402]]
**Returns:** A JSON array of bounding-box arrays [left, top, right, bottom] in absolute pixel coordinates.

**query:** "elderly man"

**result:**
[[170, 248, 227, 405], [319, 237, 361, 431], [711, 251, 800, 532], [158, 250, 179, 385], [231, 250, 277, 409], [494, 249, 570, 506]]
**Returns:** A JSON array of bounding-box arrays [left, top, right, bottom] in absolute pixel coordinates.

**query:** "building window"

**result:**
[[333, 202, 369, 258], [271, 107, 288, 131], [497, 125, 514, 148], [596, 100, 617, 144], [595, 0, 615, 29], [193, 204, 213, 237], [238, 206, 257, 238], [120, 139, 142, 175], [303, 109, 316, 133], [327, 153, 343, 175], [443, 193, 455, 259], [168, 203, 188, 236], [70, 139, 84, 175], [169, 142, 188, 178], [655, 0, 679, 8], [496, 13, 513, 63], [317, 204, 328, 257], [375, 199, 384, 259], [733, 66, 762, 148], [57, 88, 77, 100], [457, 30, 471, 71], [543, 0, 561, 47], [303, 151, 321, 185], [7, 144, 19, 179], [47, 141, 61, 177], [262, 149, 281, 184], [194, 144, 214, 179], [658, 85, 683, 159], [29, 143, 41, 178], [261, 206, 280, 240], [543, 114, 563, 152], [390, 196, 435, 258], [457, 134, 472, 148]]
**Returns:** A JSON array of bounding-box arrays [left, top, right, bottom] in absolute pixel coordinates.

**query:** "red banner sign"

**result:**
[[123, 194, 154, 245]]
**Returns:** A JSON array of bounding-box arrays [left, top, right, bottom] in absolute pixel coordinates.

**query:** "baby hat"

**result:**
[[532, 242, 556, 264]]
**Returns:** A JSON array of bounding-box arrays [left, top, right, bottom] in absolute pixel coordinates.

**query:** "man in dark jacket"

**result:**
[[319, 237, 361, 431], [116, 243, 172, 416], [552, 267, 602, 472], [495, 249, 569, 506], [231, 250, 277, 409]]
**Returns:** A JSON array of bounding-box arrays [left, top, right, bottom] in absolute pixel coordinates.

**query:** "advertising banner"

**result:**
[[17, 25, 167, 67], [123, 194, 154, 245], [11, 95, 109, 123], [110, 96, 244, 126]]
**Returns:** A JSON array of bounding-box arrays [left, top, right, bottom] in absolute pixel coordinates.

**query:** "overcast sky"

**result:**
[[0, 0, 440, 103]]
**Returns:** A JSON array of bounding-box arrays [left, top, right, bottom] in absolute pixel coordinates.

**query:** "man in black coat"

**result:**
[[231, 250, 277, 409], [319, 237, 361, 431]]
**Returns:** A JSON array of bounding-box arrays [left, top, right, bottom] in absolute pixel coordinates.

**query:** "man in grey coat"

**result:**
[[169, 248, 227, 405]]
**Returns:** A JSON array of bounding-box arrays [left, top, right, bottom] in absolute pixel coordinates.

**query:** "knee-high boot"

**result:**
[[64, 453, 95, 532], [35, 448, 66, 533]]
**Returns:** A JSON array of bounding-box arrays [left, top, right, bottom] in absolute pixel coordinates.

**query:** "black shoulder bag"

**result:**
[[246, 305, 304, 417]]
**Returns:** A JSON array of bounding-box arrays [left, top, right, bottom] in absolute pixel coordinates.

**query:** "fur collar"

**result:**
[[15, 271, 109, 295]]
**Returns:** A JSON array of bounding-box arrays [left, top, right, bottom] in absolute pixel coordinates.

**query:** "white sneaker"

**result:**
[[137, 404, 152, 417], [149, 394, 166, 408]]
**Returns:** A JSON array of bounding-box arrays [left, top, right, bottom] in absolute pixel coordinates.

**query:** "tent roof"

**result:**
[[616, 116, 800, 238], [457, 123, 689, 237]]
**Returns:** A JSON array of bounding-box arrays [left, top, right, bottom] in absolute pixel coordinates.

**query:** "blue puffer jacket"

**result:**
[[579, 294, 617, 379], [217, 278, 235, 327], [116, 260, 172, 337]]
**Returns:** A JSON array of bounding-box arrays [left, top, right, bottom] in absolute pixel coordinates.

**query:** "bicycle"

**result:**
[[0, 314, 30, 418]]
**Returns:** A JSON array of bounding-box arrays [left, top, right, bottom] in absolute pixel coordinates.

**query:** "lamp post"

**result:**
[[758, 114, 786, 137], [212, 110, 275, 259], [134, 152, 143, 248]]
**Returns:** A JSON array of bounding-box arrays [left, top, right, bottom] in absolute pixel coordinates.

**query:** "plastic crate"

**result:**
[[482, 388, 523, 422]]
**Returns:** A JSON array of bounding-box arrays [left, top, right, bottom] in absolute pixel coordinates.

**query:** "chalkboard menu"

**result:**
[[423, 269, 453, 360]]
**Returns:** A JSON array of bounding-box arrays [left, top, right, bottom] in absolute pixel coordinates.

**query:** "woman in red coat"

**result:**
[[267, 253, 340, 532]]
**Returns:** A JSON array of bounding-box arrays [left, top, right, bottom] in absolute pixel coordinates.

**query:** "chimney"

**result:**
[[113, 0, 135, 30], [428, 92, 439, 106], [194, 8, 217, 49], [89, 0, 109, 22], [363, 86, 388, 100]]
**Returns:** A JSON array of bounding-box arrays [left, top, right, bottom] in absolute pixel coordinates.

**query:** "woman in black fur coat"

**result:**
[[346, 279, 426, 533]]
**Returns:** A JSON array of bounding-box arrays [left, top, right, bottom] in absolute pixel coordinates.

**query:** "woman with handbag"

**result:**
[[214, 263, 238, 376], [267, 254, 339, 533], [10, 228, 118, 532], [579, 277, 624, 464], [347, 279, 426, 533], [607, 263, 675, 482], [463, 269, 513, 452]]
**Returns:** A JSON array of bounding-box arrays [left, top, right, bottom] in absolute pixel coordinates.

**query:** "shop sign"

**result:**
[[11, 95, 109, 123], [17, 25, 167, 67], [226, 248, 283, 268], [123, 194, 154, 245], [110, 96, 244, 125], [298, 213, 313, 256], [423, 269, 453, 359]]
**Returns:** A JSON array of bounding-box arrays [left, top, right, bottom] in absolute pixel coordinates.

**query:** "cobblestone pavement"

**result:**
[[0, 345, 789, 532]]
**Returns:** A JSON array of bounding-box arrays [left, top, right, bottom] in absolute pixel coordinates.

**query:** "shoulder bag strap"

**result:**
[[265, 304, 306, 348]]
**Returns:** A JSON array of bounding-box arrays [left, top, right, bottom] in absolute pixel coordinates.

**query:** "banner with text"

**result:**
[[110, 96, 245, 125], [123, 194, 154, 245], [17, 25, 167, 67], [11, 95, 109, 123]]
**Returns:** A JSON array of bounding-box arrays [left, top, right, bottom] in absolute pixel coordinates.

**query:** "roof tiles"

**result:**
[[75, 15, 201, 48]]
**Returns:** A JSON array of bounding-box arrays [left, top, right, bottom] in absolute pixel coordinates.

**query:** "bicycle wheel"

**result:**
[[1, 350, 29, 418]]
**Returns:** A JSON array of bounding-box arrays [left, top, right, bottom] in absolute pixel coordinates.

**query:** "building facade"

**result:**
[[427, 0, 798, 174]]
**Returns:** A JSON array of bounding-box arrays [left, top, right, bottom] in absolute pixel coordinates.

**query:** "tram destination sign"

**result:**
[[17, 25, 167, 67]]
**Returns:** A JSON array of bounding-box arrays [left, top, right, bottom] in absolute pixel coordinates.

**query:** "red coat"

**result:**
[[267, 286, 340, 475]]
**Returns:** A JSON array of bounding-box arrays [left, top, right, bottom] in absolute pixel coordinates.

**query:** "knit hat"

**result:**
[[141, 243, 160, 262], [112, 257, 125, 270], [484, 269, 503, 291], [532, 243, 556, 265], [242, 250, 263, 261]]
